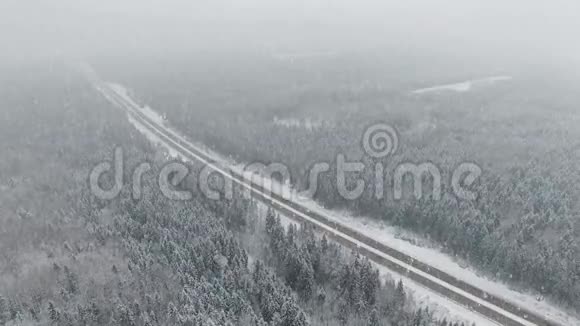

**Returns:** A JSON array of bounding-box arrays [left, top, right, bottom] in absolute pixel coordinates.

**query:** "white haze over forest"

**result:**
[[1, 0, 579, 71]]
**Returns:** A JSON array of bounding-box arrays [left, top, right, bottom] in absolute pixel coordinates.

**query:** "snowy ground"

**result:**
[[412, 76, 513, 94], [104, 81, 579, 326]]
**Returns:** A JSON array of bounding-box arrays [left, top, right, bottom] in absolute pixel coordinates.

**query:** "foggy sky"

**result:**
[[1, 0, 579, 68]]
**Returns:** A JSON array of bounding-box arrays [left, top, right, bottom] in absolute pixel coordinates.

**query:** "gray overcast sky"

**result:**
[[1, 0, 579, 67]]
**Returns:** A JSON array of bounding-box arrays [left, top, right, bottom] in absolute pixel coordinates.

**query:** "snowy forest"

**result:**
[[0, 64, 467, 326]]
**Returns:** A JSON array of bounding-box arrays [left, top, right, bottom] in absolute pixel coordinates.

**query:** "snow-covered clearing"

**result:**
[[273, 116, 325, 130], [412, 76, 513, 94]]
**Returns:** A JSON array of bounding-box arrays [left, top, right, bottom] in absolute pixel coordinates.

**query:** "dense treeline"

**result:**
[[110, 58, 580, 310], [94, 193, 310, 326]]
